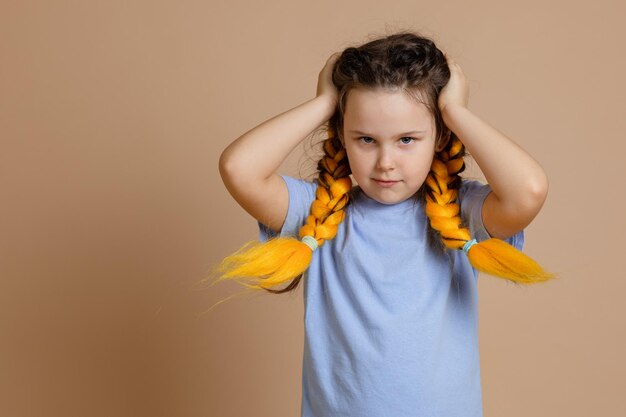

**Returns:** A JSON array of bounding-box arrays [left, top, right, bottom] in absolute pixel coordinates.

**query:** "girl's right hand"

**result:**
[[316, 52, 340, 105]]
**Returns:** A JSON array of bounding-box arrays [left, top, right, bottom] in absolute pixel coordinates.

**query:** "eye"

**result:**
[[399, 137, 415, 145], [359, 136, 374, 144]]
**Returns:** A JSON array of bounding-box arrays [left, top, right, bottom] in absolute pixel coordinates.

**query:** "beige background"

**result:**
[[1, 1, 625, 416]]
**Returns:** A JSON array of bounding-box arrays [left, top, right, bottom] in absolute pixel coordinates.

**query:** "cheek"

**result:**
[[344, 144, 357, 166], [418, 155, 436, 176], [344, 150, 369, 182], [404, 151, 435, 174], [345, 147, 368, 170]]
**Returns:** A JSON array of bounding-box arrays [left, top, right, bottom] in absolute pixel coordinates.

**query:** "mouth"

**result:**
[[373, 179, 400, 187]]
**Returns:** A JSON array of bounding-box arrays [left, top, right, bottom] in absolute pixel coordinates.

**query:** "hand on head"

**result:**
[[438, 52, 470, 113], [317, 52, 341, 106]]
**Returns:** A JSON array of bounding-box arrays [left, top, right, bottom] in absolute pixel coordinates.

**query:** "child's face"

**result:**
[[342, 87, 438, 205]]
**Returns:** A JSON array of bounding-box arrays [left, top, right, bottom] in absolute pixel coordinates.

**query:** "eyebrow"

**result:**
[[348, 129, 427, 136]]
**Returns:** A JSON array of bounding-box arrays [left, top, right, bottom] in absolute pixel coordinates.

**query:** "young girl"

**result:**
[[216, 31, 553, 417]]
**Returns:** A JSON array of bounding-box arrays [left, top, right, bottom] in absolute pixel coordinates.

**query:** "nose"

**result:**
[[376, 146, 395, 171]]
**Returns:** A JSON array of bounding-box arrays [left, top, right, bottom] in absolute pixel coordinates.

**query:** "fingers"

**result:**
[[326, 52, 341, 66], [317, 52, 340, 100], [443, 51, 464, 76], [320, 52, 340, 74], [443, 51, 455, 65]]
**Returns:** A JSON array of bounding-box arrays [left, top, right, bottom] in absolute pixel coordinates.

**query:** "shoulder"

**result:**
[[280, 175, 319, 211], [258, 175, 318, 241], [458, 178, 491, 224], [282, 174, 318, 194], [457, 177, 524, 249], [459, 178, 490, 199], [458, 178, 489, 231]]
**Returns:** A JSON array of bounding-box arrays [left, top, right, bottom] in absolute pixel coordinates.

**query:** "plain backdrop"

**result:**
[[1, 1, 625, 416]]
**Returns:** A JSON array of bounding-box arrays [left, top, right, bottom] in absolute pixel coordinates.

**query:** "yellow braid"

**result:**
[[215, 127, 351, 293], [425, 136, 554, 284], [299, 134, 351, 248]]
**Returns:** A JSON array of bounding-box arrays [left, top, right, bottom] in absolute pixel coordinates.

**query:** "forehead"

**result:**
[[343, 87, 434, 132]]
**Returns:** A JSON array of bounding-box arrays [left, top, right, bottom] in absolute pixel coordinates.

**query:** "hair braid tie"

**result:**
[[426, 136, 554, 284], [300, 235, 319, 251], [462, 239, 477, 253]]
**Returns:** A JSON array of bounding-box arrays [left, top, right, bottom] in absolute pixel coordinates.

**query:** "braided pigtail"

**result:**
[[215, 127, 351, 293], [299, 129, 352, 250], [425, 135, 553, 283]]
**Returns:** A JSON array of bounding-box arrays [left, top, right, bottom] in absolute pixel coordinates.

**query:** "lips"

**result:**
[[373, 179, 399, 187]]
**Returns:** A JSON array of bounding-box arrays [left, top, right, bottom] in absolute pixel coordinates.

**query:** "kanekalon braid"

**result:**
[[424, 135, 470, 250], [425, 135, 553, 283], [299, 130, 352, 248]]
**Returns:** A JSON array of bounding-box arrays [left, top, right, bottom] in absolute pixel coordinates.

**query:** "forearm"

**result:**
[[443, 105, 548, 207], [219, 95, 336, 182]]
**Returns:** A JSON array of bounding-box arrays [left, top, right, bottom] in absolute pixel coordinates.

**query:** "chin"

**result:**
[[368, 192, 406, 205], [374, 196, 398, 205]]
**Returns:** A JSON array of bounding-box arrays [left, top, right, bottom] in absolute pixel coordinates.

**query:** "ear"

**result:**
[[435, 130, 451, 152]]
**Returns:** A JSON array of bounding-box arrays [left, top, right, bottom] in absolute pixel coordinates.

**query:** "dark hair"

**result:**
[[330, 31, 453, 150]]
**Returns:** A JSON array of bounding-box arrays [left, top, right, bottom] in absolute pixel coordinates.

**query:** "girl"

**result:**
[[216, 31, 553, 417]]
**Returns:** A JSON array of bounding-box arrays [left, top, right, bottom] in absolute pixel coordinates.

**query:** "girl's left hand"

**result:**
[[438, 53, 469, 113]]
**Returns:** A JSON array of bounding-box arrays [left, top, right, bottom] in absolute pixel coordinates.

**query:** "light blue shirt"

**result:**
[[259, 175, 524, 417]]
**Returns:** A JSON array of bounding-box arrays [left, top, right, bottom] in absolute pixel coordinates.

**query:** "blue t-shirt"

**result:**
[[259, 175, 524, 417]]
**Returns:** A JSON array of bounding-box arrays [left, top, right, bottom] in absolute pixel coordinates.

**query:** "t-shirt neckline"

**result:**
[[351, 186, 422, 214]]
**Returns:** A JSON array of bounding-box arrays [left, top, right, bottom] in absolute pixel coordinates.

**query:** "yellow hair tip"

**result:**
[[467, 238, 555, 284], [217, 237, 313, 290]]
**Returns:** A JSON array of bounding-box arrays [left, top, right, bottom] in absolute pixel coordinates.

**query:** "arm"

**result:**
[[439, 55, 548, 240], [219, 54, 339, 233]]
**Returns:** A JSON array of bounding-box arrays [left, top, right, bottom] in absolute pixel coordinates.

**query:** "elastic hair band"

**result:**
[[301, 235, 319, 251], [462, 238, 477, 254]]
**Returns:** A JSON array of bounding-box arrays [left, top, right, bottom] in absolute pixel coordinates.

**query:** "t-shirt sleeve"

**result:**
[[458, 179, 524, 251], [258, 175, 318, 242]]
